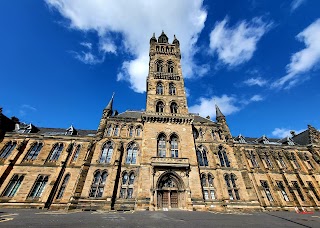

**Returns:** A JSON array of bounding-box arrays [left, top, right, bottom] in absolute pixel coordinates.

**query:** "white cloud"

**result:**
[[45, 0, 207, 93], [272, 19, 320, 89], [291, 0, 306, 12], [272, 128, 305, 138], [71, 50, 105, 65], [19, 104, 37, 117], [80, 42, 92, 49], [21, 104, 37, 111], [243, 77, 267, 87], [189, 94, 263, 119], [209, 17, 272, 67]]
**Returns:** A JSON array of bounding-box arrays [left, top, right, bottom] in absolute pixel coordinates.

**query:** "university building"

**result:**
[[0, 32, 319, 211]]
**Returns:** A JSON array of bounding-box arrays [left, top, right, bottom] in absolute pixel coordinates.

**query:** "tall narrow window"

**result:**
[[156, 101, 164, 113], [208, 174, 214, 187], [278, 153, 287, 169], [128, 126, 134, 137], [120, 171, 135, 199], [113, 125, 120, 136], [260, 180, 274, 201], [170, 102, 178, 114], [170, 135, 178, 158], [307, 181, 320, 201], [156, 83, 164, 95], [0, 141, 17, 159], [48, 143, 64, 162], [56, 174, 70, 199], [265, 154, 273, 168], [225, 174, 240, 200], [169, 83, 176, 95], [136, 126, 142, 137], [304, 154, 314, 169], [197, 146, 208, 167], [276, 181, 289, 201], [291, 153, 300, 169], [106, 125, 113, 136], [156, 61, 163, 72], [292, 181, 305, 201], [28, 175, 49, 198], [249, 151, 259, 167], [24, 142, 43, 161], [89, 171, 107, 198], [126, 143, 138, 164], [167, 61, 174, 73], [2, 174, 24, 197], [157, 134, 166, 157], [218, 148, 230, 167], [71, 144, 81, 162], [99, 141, 113, 163], [201, 173, 207, 187]]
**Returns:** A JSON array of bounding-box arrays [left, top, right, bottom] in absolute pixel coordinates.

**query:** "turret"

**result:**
[[158, 31, 169, 43], [97, 93, 115, 138], [215, 104, 232, 142]]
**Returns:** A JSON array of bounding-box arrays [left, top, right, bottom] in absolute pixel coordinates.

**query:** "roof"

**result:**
[[37, 127, 96, 136], [192, 115, 215, 124], [113, 111, 143, 119]]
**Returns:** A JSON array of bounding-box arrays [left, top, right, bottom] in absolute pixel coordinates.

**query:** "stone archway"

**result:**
[[156, 172, 185, 209]]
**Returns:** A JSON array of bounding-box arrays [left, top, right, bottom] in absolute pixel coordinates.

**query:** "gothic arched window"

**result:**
[[56, 173, 70, 199], [2, 174, 24, 197], [48, 143, 64, 162], [120, 171, 135, 199], [128, 126, 134, 137], [156, 83, 164, 95], [113, 125, 120, 136], [157, 134, 166, 157], [71, 144, 81, 162], [156, 101, 164, 113], [224, 174, 240, 200], [167, 61, 174, 73], [99, 141, 113, 163], [201, 173, 207, 187], [136, 126, 142, 137], [89, 171, 108, 198], [156, 60, 163, 72], [24, 142, 43, 161], [208, 173, 214, 187], [169, 83, 176, 95], [106, 125, 112, 136], [196, 146, 208, 167], [291, 153, 300, 169], [0, 141, 17, 159], [218, 148, 230, 167], [170, 135, 178, 158], [260, 180, 274, 202], [28, 175, 49, 198], [248, 151, 258, 168], [170, 102, 178, 114], [126, 143, 138, 164]]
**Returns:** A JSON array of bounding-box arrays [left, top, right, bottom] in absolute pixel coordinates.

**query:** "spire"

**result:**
[[215, 104, 225, 118], [105, 93, 115, 111], [150, 32, 157, 43]]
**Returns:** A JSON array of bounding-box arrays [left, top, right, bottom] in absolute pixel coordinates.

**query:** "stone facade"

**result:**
[[0, 32, 319, 212]]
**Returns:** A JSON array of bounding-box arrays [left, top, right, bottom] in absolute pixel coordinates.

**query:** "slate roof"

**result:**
[[113, 111, 143, 119]]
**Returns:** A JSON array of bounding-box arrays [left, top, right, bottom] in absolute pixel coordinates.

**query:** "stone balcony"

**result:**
[[151, 157, 189, 168]]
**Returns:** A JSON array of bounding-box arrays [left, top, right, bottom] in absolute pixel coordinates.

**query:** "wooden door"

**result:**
[[162, 191, 169, 208], [170, 191, 178, 208]]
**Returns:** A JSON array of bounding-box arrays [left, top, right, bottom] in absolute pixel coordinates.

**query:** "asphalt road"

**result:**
[[0, 209, 319, 227]]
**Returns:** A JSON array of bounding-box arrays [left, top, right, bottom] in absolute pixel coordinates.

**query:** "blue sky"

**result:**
[[1, 0, 320, 138]]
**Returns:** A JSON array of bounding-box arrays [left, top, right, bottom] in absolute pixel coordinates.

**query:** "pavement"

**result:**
[[0, 208, 319, 227]]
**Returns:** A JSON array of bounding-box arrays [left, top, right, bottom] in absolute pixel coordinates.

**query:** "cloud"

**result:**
[[189, 94, 263, 119], [19, 104, 37, 117], [209, 17, 272, 67], [80, 42, 92, 49], [71, 50, 105, 65], [45, 0, 207, 93], [291, 0, 306, 12], [243, 77, 267, 87], [272, 19, 320, 89], [272, 127, 304, 138]]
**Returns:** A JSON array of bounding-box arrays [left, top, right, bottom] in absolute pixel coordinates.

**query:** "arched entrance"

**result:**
[[156, 172, 185, 209]]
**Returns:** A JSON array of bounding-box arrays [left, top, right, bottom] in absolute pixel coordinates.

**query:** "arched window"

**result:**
[[120, 171, 135, 199], [291, 153, 300, 169], [201, 173, 215, 200], [169, 83, 176, 95], [201, 173, 207, 187], [156, 60, 163, 72], [2, 174, 24, 197], [89, 171, 108, 198], [0, 141, 17, 159], [208, 173, 214, 187], [264, 153, 273, 168], [193, 128, 199, 139], [167, 61, 174, 73], [278, 153, 287, 169], [71, 144, 81, 162], [106, 125, 112, 136], [24, 142, 43, 161], [157, 134, 166, 157], [156, 101, 164, 113], [114, 125, 120, 136], [48, 143, 64, 162], [126, 143, 138, 164], [136, 126, 142, 137], [56, 173, 70, 199], [128, 126, 134, 137], [156, 83, 164, 95], [28, 175, 49, 198], [99, 141, 113, 163], [224, 174, 240, 200], [170, 102, 178, 114], [170, 135, 179, 158], [260, 180, 274, 202], [218, 148, 230, 167], [196, 146, 208, 167], [304, 153, 314, 169]]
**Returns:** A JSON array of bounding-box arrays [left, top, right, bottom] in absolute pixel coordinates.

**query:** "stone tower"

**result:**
[[137, 32, 204, 210]]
